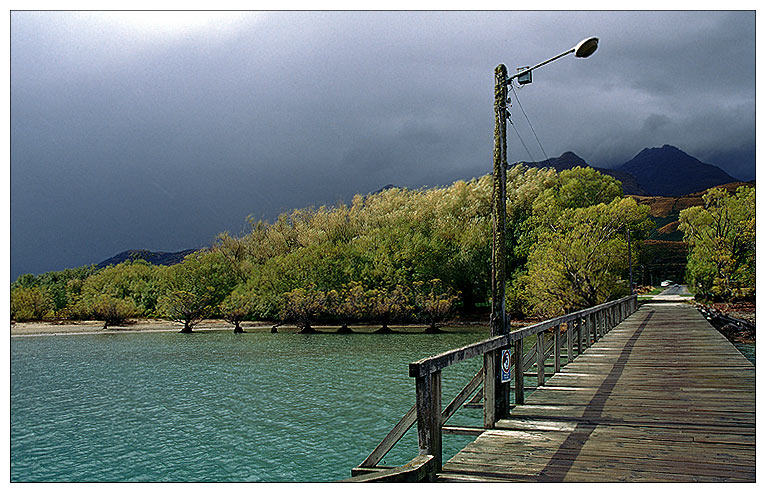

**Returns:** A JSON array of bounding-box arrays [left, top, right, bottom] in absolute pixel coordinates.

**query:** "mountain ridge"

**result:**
[[96, 249, 200, 270], [520, 144, 740, 197]]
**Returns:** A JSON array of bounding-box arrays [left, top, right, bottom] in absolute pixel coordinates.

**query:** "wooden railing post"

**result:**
[[566, 321, 574, 364], [536, 331, 545, 387], [415, 371, 442, 472], [554, 324, 561, 373], [483, 351, 496, 429], [576, 318, 583, 355], [590, 313, 597, 344], [514, 338, 524, 405], [601, 309, 605, 335]]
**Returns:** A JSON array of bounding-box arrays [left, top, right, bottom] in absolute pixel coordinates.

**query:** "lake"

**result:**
[[11, 328, 492, 482], [12, 326, 755, 482]]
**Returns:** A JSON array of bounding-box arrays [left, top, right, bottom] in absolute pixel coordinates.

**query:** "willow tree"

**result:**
[[523, 197, 650, 316], [678, 185, 755, 300], [158, 250, 238, 332]]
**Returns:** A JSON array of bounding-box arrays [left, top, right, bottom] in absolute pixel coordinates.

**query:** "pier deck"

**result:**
[[439, 303, 755, 482]]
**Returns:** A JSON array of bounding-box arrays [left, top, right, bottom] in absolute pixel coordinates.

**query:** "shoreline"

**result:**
[[11, 318, 497, 337]]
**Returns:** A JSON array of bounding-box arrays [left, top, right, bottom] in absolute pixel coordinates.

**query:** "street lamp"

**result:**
[[488, 37, 599, 420]]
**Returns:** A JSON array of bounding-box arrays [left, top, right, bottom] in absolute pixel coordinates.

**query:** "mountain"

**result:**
[[96, 249, 199, 269], [520, 152, 647, 195], [617, 145, 738, 197]]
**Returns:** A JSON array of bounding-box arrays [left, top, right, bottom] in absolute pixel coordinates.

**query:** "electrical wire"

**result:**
[[507, 112, 537, 164], [510, 83, 549, 162]]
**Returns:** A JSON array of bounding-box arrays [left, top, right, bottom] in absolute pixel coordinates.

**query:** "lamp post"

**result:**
[[488, 37, 599, 422]]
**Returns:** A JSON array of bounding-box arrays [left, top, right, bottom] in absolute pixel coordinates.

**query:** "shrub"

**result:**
[[10, 286, 55, 322], [91, 294, 139, 329]]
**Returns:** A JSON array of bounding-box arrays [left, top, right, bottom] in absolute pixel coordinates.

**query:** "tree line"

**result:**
[[18, 164, 744, 332]]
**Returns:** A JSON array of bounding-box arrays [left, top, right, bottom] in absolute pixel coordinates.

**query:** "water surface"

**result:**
[[12, 329, 490, 482]]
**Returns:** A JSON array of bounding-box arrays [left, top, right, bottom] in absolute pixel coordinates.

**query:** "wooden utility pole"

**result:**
[[491, 63, 508, 337], [486, 63, 510, 424]]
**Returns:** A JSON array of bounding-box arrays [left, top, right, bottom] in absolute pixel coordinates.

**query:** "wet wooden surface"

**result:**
[[440, 303, 755, 482]]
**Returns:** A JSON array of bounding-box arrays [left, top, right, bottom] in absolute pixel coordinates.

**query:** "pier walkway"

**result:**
[[439, 303, 755, 482]]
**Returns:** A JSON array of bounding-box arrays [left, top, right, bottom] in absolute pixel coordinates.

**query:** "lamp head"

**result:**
[[573, 37, 599, 58]]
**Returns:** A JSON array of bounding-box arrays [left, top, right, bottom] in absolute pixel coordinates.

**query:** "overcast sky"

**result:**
[[10, 10, 756, 280]]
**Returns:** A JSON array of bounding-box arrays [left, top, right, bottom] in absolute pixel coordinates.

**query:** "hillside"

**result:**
[[629, 181, 754, 241], [630, 180, 753, 283]]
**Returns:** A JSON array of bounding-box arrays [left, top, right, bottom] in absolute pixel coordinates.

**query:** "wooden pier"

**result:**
[[348, 299, 755, 482]]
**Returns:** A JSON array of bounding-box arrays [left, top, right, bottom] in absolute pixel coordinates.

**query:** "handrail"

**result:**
[[409, 295, 634, 378], [353, 294, 638, 481]]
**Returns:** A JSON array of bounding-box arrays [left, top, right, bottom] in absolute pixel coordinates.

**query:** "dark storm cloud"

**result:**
[[10, 11, 755, 279]]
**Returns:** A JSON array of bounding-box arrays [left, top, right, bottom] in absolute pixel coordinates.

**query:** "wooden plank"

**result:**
[[442, 426, 486, 436], [345, 455, 436, 482]]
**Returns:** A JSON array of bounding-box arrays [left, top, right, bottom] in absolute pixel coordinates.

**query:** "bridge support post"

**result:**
[[415, 371, 442, 474]]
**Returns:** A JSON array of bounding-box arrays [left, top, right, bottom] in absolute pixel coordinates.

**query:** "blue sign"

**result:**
[[501, 349, 512, 383]]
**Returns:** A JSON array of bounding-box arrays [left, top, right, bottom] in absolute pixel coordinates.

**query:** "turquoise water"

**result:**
[[11, 329, 493, 482], [734, 342, 755, 364]]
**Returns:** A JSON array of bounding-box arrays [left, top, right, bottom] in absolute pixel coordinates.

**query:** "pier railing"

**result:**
[[350, 294, 637, 481]]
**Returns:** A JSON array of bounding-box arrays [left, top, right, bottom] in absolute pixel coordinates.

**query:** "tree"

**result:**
[[413, 279, 459, 333], [280, 287, 328, 333], [91, 294, 139, 329], [523, 197, 650, 317], [678, 186, 755, 301], [10, 286, 55, 322], [327, 281, 369, 333], [77, 260, 162, 318], [219, 288, 257, 333], [368, 285, 412, 333], [157, 250, 240, 332], [12, 265, 99, 315], [157, 290, 211, 333]]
